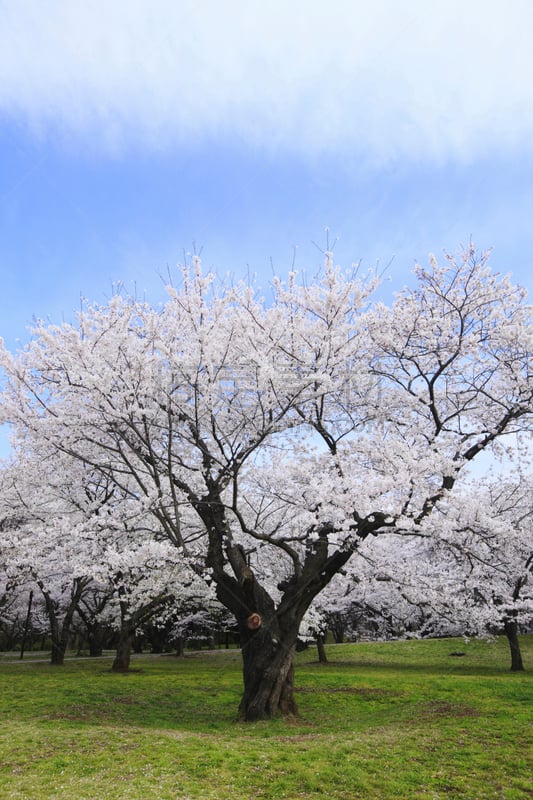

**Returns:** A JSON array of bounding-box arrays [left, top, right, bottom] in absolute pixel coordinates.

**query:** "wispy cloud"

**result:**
[[1, 0, 532, 162]]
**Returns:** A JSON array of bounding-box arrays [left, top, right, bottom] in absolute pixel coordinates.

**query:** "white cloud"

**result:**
[[1, 0, 533, 162]]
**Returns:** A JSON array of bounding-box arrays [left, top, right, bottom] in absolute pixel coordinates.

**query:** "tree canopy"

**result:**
[[0, 245, 531, 718]]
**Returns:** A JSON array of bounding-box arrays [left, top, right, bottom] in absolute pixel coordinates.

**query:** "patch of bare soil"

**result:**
[[414, 700, 479, 718], [295, 686, 400, 698]]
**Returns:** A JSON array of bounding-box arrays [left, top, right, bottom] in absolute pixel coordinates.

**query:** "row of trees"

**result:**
[[0, 245, 532, 718], [1, 469, 531, 668]]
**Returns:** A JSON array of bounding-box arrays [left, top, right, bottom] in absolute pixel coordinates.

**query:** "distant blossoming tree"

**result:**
[[398, 477, 533, 671], [318, 472, 533, 670], [0, 447, 206, 669]]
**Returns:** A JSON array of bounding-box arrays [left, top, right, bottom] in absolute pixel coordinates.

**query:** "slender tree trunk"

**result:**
[[39, 578, 89, 666], [110, 593, 170, 672], [52, 612, 76, 665], [316, 634, 328, 664], [19, 590, 33, 660], [504, 620, 524, 672]]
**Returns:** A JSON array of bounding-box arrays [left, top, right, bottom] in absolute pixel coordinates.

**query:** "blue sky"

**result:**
[[1, 0, 533, 351]]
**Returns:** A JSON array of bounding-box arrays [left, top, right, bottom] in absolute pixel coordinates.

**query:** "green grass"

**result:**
[[0, 636, 532, 799]]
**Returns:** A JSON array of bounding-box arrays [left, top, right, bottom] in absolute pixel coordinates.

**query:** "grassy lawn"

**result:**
[[0, 636, 532, 799]]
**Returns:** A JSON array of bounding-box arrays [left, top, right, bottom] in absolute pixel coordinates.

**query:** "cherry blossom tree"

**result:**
[[75, 582, 111, 657], [324, 475, 533, 669], [0, 515, 93, 664], [0, 446, 205, 668], [1, 246, 531, 718], [406, 477, 533, 671], [0, 560, 36, 652], [312, 564, 417, 643], [100, 538, 213, 672]]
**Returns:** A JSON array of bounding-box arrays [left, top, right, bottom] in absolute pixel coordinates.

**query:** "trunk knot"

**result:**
[[246, 613, 262, 631]]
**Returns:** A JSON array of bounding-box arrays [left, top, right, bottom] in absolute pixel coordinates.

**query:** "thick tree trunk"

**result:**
[[504, 620, 524, 672], [212, 543, 300, 721], [112, 628, 133, 672], [42, 592, 69, 666], [205, 510, 355, 722], [239, 625, 298, 721], [77, 594, 110, 657], [87, 625, 105, 657], [50, 638, 67, 666], [332, 628, 344, 644]]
